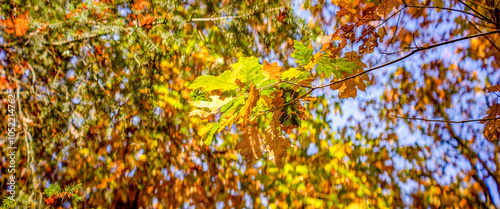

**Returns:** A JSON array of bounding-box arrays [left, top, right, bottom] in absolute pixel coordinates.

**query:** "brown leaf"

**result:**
[[484, 85, 500, 93], [235, 127, 263, 164], [481, 103, 500, 141], [264, 122, 291, 167]]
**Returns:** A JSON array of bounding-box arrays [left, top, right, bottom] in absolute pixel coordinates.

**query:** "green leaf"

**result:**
[[220, 96, 245, 119], [205, 123, 220, 145], [188, 70, 239, 91], [316, 56, 358, 78], [231, 56, 265, 85], [281, 68, 309, 81], [291, 40, 313, 66]]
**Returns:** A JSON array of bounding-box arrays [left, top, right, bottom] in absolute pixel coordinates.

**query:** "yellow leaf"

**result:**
[[347, 202, 366, 209], [319, 34, 342, 44], [188, 109, 213, 119], [189, 96, 234, 118], [304, 53, 322, 71], [239, 85, 260, 124], [218, 114, 237, 132], [197, 122, 216, 138]]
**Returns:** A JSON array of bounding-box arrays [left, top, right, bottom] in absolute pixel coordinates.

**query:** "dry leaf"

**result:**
[[235, 127, 263, 164]]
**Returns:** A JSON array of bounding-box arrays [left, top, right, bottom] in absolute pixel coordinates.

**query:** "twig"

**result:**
[[188, 7, 283, 22], [462, 4, 500, 53], [391, 115, 500, 123], [457, 0, 495, 25], [406, 5, 491, 22], [279, 79, 313, 88]]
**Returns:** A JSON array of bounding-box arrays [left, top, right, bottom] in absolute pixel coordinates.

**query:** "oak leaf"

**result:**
[[291, 40, 313, 66], [239, 85, 260, 124], [262, 60, 282, 80], [330, 52, 370, 99], [264, 122, 291, 167], [189, 96, 233, 119], [235, 127, 263, 164], [230, 56, 265, 84], [481, 103, 500, 141], [188, 70, 239, 91]]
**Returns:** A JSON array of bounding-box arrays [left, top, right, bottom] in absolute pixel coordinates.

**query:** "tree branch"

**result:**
[[260, 30, 500, 115], [406, 4, 492, 22], [48, 7, 283, 46], [457, 0, 495, 25], [313, 30, 500, 90], [189, 7, 283, 22], [392, 115, 500, 123]]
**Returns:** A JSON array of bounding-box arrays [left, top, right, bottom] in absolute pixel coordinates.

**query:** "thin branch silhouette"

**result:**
[[392, 115, 500, 123]]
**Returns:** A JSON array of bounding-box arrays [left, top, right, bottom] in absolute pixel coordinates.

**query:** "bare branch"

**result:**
[[406, 4, 492, 22], [457, 0, 495, 25], [391, 115, 500, 123]]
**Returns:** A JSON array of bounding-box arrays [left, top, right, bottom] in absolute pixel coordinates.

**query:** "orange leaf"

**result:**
[[44, 197, 55, 205], [1, 10, 29, 36], [132, 0, 150, 10], [262, 60, 282, 80]]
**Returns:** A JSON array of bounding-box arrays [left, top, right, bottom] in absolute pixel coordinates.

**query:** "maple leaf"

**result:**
[[291, 40, 313, 66], [239, 85, 260, 124], [189, 96, 234, 119], [264, 122, 291, 167], [230, 56, 265, 85], [235, 127, 263, 164], [481, 103, 500, 141], [330, 52, 370, 99], [262, 60, 282, 80], [188, 70, 239, 91]]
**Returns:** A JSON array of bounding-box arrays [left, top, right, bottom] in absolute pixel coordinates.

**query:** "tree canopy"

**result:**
[[1, 0, 500, 208]]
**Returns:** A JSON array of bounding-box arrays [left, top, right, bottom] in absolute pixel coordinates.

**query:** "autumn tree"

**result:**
[[1, 0, 500, 208]]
